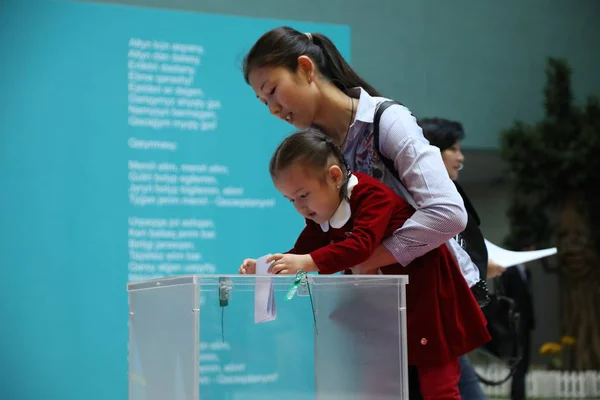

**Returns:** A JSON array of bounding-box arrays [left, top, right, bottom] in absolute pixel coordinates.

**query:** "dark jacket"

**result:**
[[500, 265, 536, 331], [453, 181, 488, 280]]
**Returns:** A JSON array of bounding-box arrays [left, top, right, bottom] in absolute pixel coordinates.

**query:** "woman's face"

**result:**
[[441, 141, 464, 181], [247, 58, 320, 130]]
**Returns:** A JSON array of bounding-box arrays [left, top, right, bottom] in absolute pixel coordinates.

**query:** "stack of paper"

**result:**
[[484, 239, 557, 268], [254, 254, 277, 323]]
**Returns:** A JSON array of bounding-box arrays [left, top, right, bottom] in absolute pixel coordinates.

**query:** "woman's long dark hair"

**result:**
[[243, 26, 381, 97]]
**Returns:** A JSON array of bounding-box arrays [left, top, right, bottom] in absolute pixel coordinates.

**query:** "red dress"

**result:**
[[288, 172, 490, 366]]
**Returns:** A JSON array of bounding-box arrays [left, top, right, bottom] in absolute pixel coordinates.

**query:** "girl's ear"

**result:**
[[328, 165, 344, 187]]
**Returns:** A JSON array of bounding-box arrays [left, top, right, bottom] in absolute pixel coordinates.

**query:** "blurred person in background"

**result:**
[[420, 117, 505, 400]]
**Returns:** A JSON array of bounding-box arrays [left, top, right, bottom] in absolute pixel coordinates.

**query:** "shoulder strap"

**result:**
[[373, 100, 403, 179], [454, 181, 481, 226]]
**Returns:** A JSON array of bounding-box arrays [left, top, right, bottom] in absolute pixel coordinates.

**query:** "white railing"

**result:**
[[474, 365, 600, 399]]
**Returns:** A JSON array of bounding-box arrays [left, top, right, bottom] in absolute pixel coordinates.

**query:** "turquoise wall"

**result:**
[[0, 1, 349, 399], [89, 0, 600, 149]]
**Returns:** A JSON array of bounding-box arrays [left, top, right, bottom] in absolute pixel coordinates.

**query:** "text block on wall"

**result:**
[[0, 1, 350, 399]]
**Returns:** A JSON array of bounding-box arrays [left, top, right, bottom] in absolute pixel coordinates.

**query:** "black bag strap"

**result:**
[[475, 291, 523, 386], [475, 324, 523, 386], [475, 362, 519, 386], [373, 100, 403, 180]]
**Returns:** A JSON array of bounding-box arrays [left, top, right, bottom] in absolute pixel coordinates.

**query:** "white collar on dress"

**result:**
[[319, 174, 359, 232]]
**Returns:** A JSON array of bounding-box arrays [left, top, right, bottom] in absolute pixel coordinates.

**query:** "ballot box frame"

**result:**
[[127, 274, 409, 400]]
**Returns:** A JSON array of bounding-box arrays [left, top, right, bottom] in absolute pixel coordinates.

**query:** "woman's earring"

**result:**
[[308, 77, 312, 83]]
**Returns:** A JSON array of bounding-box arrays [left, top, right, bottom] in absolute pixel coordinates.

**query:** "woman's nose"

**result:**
[[268, 102, 282, 118]]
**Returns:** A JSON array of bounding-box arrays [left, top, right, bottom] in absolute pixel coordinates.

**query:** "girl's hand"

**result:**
[[267, 254, 318, 275], [239, 258, 257, 274]]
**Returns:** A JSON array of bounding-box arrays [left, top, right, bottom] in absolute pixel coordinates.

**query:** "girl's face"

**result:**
[[273, 163, 343, 225], [247, 57, 319, 129], [441, 141, 465, 181]]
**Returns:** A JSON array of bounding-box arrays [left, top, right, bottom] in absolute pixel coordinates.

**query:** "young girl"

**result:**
[[239, 129, 491, 399], [242, 26, 485, 300]]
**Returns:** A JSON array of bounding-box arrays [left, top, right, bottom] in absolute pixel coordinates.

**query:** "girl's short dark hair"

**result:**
[[269, 128, 351, 199]]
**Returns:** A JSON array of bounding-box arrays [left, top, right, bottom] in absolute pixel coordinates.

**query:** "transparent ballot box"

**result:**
[[127, 274, 409, 400]]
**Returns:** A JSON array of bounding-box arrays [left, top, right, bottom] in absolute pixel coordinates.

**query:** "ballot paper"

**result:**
[[254, 254, 277, 323], [485, 239, 557, 268]]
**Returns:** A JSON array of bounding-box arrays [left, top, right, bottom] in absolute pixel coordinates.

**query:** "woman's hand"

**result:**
[[487, 260, 506, 279], [350, 265, 381, 274]]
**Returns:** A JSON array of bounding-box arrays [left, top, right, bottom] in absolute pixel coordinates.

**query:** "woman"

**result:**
[[242, 26, 483, 288], [420, 117, 504, 400], [242, 26, 489, 398]]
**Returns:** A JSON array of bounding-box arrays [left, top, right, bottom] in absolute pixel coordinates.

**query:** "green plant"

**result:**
[[499, 58, 600, 370]]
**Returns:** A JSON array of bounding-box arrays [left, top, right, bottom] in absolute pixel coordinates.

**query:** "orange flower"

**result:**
[[539, 342, 562, 355], [561, 336, 576, 346]]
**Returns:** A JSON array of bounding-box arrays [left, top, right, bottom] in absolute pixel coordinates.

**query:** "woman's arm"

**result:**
[[362, 105, 467, 269]]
